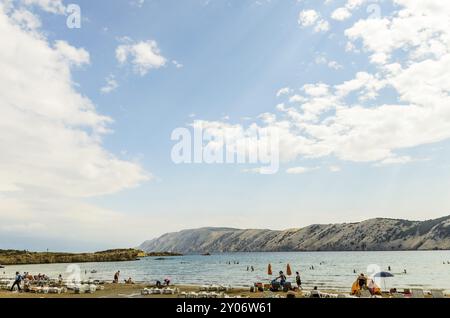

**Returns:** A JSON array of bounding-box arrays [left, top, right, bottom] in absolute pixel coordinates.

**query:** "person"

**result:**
[[311, 286, 320, 298], [156, 280, 162, 288], [251, 266, 254, 272], [10, 272, 23, 292], [388, 266, 391, 271], [58, 274, 63, 285], [403, 269, 407, 274], [164, 278, 171, 286], [113, 270, 120, 283], [247, 266, 249, 271], [275, 271, 287, 287], [357, 273, 367, 290], [125, 277, 134, 284], [295, 271, 302, 290]]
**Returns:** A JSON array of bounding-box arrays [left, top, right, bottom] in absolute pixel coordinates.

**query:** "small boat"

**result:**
[[202, 253, 211, 256], [90, 270, 97, 274], [0, 265, 5, 269]]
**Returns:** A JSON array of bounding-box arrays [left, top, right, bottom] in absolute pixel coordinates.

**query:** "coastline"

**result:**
[[1, 283, 448, 299], [0, 250, 181, 266]]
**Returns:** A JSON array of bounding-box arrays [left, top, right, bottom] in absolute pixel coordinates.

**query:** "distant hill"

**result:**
[[139, 216, 450, 254], [0, 249, 142, 265]]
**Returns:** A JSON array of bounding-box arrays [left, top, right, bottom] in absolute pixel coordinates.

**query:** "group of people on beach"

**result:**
[[270, 270, 303, 290], [9, 271, 54, 292], [112, 270, 134, 284]]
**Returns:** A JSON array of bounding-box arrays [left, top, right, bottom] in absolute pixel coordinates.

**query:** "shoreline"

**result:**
[[0, 283, 448, 299]]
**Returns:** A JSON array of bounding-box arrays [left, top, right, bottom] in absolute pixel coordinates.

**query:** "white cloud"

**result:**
[[0, 5, 150, 246], [116, 40, 167, 76], [376, 155, 413, 166], [331, 0, 371, 21], [21, 0, 66, 15], [11, 8, 41, 30], [298, 9, 329, 33], [315, 54, 343, 70], [298, 9, 319, 27], [286, 166, 318, 174], [329, 165, 342, 172], [100, 74, 119, 94], [172, 60, 183, 68], [276, 87, 291, 97], [54, 40, 90, 67], [196, 0, 450, 169], [331, 7, 351, 21]]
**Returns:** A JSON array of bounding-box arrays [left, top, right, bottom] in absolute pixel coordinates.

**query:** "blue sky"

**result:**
[[1, 0, 450, 251]]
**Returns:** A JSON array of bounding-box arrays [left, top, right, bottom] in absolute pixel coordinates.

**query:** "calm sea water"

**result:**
[[2, 251, 450, 292]]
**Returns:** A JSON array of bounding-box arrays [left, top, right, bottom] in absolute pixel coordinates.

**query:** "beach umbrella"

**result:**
[[267, 264, 272, 276], [374, 272, 394, 278], [373, 272, 394, 290], [286, 264, 292, 276]]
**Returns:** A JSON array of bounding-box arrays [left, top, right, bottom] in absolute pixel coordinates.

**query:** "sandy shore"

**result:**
[[0, 283, 250, 298], [1, 283, 447, 298]]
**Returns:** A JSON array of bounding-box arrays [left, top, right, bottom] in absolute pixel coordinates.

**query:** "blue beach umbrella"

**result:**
[[374, 272, 394, 278], [373, 272, 394, 290]]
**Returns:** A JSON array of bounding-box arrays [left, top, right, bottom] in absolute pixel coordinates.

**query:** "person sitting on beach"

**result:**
[[275, 271, 287, 287], [124, 277, 134, 284], [295, 271, 302, 290], [164, 278, 171, 286], [113, 271, 120, 283], [357, 273, 367, 290]]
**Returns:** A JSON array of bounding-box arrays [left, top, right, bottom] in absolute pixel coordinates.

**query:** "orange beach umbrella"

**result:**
[[286, 263, 292, 276], [268, 263, 272, 276]]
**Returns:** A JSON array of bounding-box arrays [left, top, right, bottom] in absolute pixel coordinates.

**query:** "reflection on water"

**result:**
[[2, 251, 450, 291]]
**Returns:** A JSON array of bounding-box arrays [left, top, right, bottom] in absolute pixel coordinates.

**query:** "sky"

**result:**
[[1, 0, 450, 251]]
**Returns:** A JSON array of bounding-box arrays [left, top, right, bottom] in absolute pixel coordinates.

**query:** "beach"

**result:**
[[0, 282, 448, 299], [3, 251, 450, 292], [2, 250, 450, 298]]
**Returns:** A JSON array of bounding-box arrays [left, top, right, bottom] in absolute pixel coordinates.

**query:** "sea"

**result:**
[[2, 251, 450, 292]]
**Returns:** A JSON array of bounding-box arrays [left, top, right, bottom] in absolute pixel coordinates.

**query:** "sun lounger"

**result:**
[[187, 292, 198, 298], [431, 289, 445, 298], [411, 288, 425, 298], [162, 288, 176, 295], [151, 288, 162, 294], [48, 287, 61, 294], [87, 285, 97, 293]]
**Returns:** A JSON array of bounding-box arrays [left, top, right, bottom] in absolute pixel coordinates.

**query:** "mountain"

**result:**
[[139, 216, 450, 254]]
